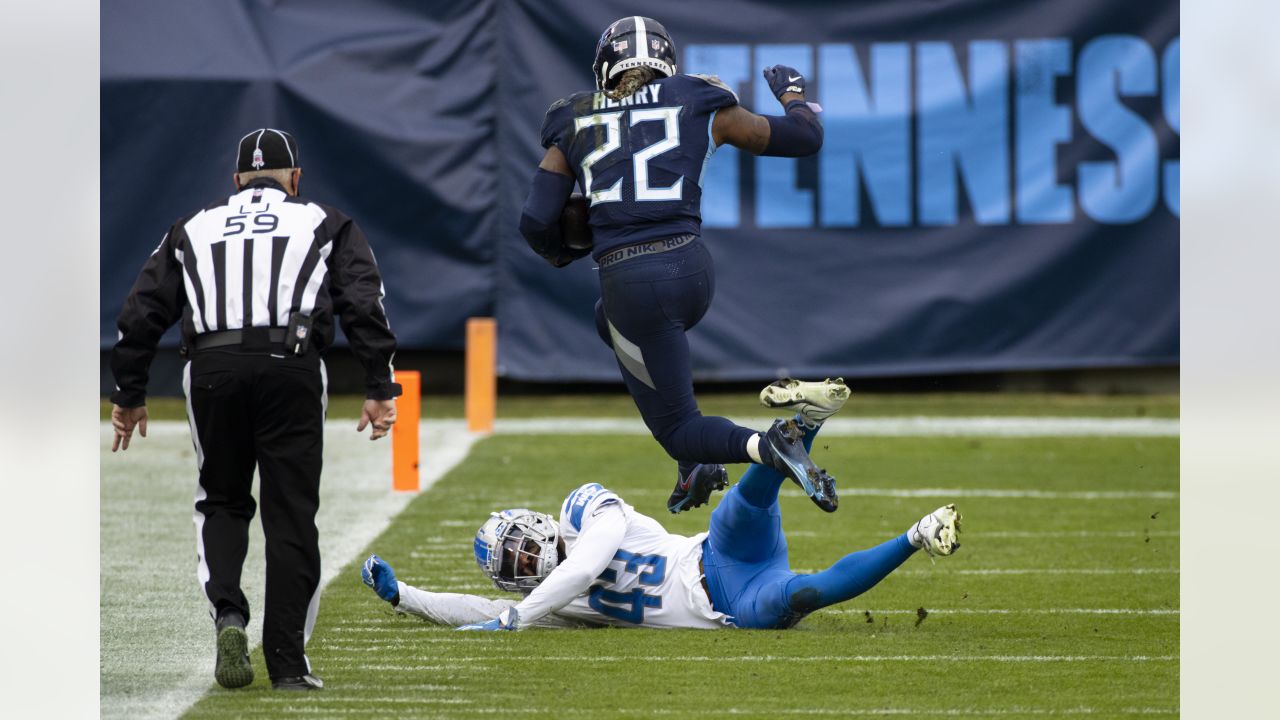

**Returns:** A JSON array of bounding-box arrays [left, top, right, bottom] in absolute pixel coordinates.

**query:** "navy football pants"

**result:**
[[701, 422, 919, 629], [594, 240, 756, 470]]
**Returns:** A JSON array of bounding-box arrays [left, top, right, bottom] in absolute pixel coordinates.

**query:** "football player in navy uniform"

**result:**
[[519, 16, 834, 515]]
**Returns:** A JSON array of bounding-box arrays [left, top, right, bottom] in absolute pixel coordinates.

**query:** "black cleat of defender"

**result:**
[[761, 419, 838, 512], [667, 463, 729, 513]]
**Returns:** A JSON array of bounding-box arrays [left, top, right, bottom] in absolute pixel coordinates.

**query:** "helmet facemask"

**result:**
[[474, 509, 561, 594]]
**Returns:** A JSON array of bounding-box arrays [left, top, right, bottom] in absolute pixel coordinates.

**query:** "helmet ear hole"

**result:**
[[596, 61, 610, 91]]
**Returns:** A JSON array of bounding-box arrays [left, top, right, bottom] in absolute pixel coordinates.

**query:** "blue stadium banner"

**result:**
[[494, 0, 1178, 380], [101, 1, 498, 350], [102, 0, 1178, 381]]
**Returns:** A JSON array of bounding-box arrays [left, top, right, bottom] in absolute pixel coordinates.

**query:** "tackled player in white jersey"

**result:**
[[360, 380, 962, 630]]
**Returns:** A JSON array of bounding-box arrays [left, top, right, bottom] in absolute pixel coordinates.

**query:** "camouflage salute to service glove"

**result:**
[[763, 64, 806, 100]]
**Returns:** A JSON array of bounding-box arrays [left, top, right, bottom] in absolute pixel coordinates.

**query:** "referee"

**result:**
[[109, 128, 401, 691]]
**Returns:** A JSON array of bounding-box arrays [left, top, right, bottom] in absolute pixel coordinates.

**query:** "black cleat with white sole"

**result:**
[[759, 418, 838, 512], [667, 463, 729, 513]]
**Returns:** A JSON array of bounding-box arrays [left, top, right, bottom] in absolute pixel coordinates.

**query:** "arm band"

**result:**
[[762, 100, 824, 157], [519, 168, 575, 260]]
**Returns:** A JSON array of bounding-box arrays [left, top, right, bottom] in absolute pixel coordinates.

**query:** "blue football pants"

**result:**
[[701, 423, 919, 629]]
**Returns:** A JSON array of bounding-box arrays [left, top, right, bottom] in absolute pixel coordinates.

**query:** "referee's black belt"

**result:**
[[192, 327, 288, 352], [597, 234, 697, 269]]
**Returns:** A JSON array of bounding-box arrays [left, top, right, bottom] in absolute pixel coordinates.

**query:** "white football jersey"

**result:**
[[549, 483, 729, 629]]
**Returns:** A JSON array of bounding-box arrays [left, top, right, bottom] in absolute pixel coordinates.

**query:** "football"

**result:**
[[560, 193, 593, 253]]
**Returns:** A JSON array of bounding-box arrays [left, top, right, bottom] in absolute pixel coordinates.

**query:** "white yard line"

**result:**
[[489, 416, 1179, 437], [785, 530, 1179, 538], [100, 420, 477, 720], [782, 488, 1179, 500], [929, 568, 1178, 576], [827, 608, 1179, 616], [791, 567, 1178, 576], [331, 654, 1176, 663], [978, 530, 1178, 538], [236, 705, 1178, 716]]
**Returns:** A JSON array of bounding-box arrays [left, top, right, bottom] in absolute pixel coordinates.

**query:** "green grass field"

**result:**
[[102, 391, 1179, 422], [172, 397, 1178, 719]]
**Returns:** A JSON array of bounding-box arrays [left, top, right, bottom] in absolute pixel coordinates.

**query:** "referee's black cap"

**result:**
[[236, 128, 300, 173]]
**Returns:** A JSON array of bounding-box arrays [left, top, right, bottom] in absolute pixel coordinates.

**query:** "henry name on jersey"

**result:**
[[590, 82, 665, 109]]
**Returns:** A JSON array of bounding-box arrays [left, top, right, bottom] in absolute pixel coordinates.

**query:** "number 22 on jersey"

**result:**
[[575, 107, 682, 205]]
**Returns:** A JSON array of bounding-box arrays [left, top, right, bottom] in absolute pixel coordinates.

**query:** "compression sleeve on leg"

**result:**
[[518, 168, 577, 265], [783, 535, 917, 615], [762, 100, 824, 157]]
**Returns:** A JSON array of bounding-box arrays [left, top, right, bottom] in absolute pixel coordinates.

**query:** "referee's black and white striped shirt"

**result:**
[[111, 177, 399, 406]]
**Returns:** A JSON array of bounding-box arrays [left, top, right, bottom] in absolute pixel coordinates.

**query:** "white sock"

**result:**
[[906, 519, 924, 548], [746, 434, 763, 463]]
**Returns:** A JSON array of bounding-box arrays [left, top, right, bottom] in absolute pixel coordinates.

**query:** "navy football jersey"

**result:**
[[540, 74, 739, 257]]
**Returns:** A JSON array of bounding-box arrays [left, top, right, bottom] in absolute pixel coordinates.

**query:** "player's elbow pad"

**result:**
[[762, 101, 824, 157], [518, 211, 558, 258], [519, 168, 575, 259]]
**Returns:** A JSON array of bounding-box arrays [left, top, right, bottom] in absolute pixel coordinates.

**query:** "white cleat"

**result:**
[[911, 504, 962, 557], [759, 378, 851, 426]]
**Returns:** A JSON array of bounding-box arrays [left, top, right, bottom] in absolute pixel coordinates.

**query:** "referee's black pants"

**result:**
[[183, 348, 325, 679]]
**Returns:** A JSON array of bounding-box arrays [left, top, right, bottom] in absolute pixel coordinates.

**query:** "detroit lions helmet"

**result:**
[[593, 16, 678, 92], [473, 509, 561, 593]]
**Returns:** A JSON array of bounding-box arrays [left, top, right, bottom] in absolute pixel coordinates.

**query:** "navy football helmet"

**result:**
[[593, 16, 677, 92]]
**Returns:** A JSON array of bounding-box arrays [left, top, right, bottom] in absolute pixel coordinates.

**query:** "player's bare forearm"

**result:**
[[538, 145, 574, 176], [712, 104, 771, 154], [712, 93, 821, 156]]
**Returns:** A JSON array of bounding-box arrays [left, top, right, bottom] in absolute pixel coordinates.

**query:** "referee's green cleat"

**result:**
[[214, 611, 253, 689]]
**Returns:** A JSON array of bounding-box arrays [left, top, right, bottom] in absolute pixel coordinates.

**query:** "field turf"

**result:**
[[102, 391, 1179, 422], [175, 400, 1178, 719]]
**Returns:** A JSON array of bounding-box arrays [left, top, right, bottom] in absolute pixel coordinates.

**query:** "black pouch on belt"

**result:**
[[286, 312, 313, 355]]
